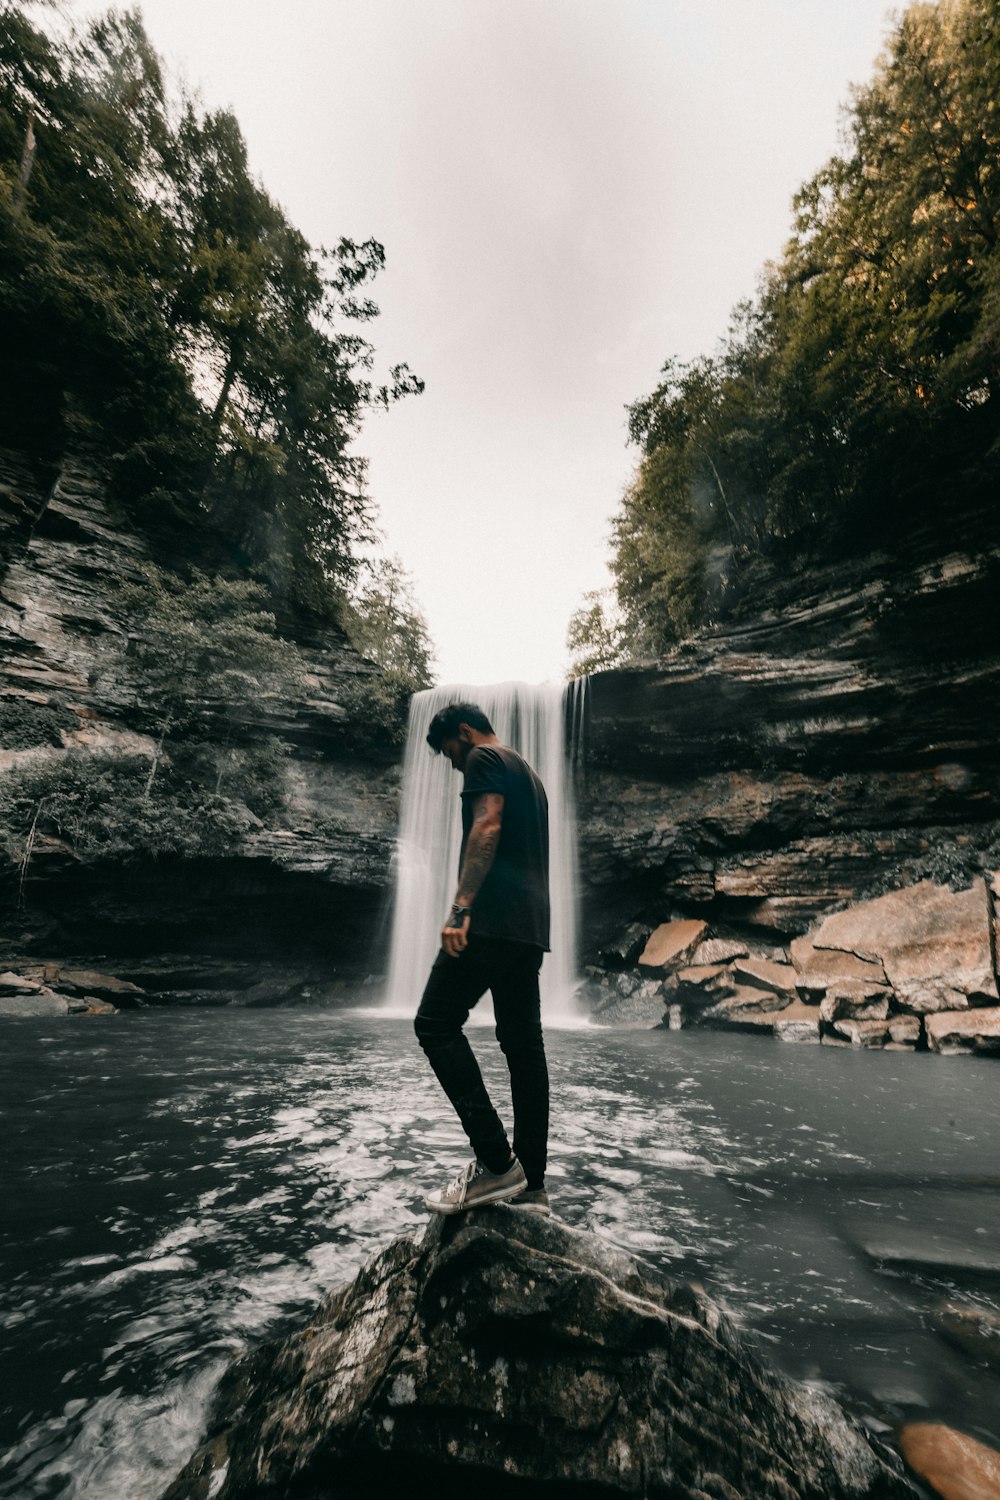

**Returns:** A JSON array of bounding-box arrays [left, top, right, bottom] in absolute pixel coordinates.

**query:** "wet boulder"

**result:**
[[163, 1210, 916, 1500], [591, 979, 665, 1028], [0, 992, 69, 1017]]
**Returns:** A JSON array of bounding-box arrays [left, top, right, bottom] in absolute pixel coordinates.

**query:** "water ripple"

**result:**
[[1, 1010, 999, 1497]]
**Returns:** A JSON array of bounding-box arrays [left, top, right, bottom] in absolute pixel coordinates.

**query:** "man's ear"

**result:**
[[458, 724, 475, 743]]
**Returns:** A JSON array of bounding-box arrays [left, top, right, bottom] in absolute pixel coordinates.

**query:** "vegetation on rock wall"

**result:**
[[570, 0, 1000, 670], [0, 0, 436, 887], [0, 752, 265, 873], [0, 2, 424, 630], [104, 565, 306, 793]]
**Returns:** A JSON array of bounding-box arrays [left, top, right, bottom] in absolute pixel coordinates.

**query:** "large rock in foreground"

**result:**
[[164, 1210, 915, 1500]]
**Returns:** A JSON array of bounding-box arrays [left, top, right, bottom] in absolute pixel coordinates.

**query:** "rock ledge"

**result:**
[[164, 1210, 915, 1499]]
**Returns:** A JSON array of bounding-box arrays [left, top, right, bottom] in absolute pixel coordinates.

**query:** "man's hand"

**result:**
[[442, 910, 471, 958]]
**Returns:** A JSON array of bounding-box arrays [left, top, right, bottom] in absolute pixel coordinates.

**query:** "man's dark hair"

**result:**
[[426, 701, 494, 752]]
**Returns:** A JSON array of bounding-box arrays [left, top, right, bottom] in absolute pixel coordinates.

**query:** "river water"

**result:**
[[2, 1009, 999, 1498]]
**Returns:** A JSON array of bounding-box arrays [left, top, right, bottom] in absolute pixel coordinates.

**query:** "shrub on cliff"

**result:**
[[0, 753, 260, 871], [98, 565, 306, 795], [0, 700, 75, 750]]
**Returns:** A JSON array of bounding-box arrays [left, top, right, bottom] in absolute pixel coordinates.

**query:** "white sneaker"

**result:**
[[425, 1157, 527, 1216]]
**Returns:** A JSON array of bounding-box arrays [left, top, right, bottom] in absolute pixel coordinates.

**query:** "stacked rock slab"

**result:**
[[162, 1209, 916, 1500], [582, 878, 1000, 1054], [0, 967, 121, 1017], [798, 879, 1000, 1053]]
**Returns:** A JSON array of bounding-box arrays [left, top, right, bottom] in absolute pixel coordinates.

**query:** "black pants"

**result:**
[[414, 936, 548, 1189]]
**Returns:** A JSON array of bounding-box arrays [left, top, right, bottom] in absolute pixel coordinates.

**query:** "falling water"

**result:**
[[385, 681, 586, 1022]]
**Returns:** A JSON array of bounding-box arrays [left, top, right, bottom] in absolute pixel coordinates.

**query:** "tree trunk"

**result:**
[[144, 717, 171, 798], [17, 798, 44, 908], [13, 108, 36, 216], [215, 732, 233, 795], [211, 350, 238, 430]]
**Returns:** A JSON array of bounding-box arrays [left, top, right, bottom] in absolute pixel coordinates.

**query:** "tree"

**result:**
[[565, 590, 628, 678], [0, 4, 423, 615], [343, 555, 435, 693], [581, 0, 999, 657]]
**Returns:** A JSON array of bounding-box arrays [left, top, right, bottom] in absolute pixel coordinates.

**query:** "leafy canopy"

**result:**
[[0, 2, 424, 617], [571, 0, 999, 670]]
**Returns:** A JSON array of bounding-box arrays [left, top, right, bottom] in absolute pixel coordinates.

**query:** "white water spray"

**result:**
[[384, 681, 586, 1022]]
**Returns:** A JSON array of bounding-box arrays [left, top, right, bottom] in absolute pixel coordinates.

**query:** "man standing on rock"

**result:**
[[415, 702, 551, 1217]]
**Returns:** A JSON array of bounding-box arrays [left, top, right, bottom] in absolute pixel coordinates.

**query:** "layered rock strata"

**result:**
[[163, 1208, 915, 1500], [0, 449, 399, 993], [578, 496, 1000, 948]]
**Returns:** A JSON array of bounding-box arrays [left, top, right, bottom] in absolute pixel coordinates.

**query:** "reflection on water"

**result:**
[[1, 1010, 999, 1497]]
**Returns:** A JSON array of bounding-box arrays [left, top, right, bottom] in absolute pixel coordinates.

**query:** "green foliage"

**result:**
[[342, 556, 435, 693], [0, 698, 74, 749], [113, 563, 305, 727], [565, 591, 628, 678], [0, 3, 423, 611], [169, 738, 291, 819], [96, 563, 306, 792], [337, 555, 436, 746], [0, 751, 260, 866], [336, 673, 412, 751], [592, 0, 1000, 659]]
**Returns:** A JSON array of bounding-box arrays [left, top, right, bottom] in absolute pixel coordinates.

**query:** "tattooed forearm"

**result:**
[[455, 794, 503, 906], [457, 824, 500, 904]]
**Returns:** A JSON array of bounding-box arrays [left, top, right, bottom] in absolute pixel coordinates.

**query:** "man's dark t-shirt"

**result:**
[[460, 744, 550, 951]]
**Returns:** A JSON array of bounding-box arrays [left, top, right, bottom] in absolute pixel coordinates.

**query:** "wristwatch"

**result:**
[[449, 904, 472, 924]]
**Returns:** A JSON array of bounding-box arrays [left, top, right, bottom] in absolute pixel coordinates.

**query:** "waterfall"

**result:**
[[384, 681, 586, 1022]]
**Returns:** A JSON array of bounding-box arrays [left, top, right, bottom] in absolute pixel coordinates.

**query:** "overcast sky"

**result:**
[[75, 0, 896, 685]]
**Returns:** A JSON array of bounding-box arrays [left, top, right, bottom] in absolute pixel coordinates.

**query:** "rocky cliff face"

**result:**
[[0, 448, 400, 999], [578, 495, 1000, 953]]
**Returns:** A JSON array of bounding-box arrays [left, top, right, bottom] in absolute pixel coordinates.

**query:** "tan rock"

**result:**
[[925, 1008, 1000, 1055], [676, 963, 726, 985], [637, 921, 707, 973], [791, 935, 888, 996], [809, 880, 997, 1013], [731, 957, 798, 999], [900, 1421, 1000, 1500], [888, 1015, 922, 1045], [818, 982, 892, 1023], [831, 1018, 890, 1048], [0, 971, 45, 995], [704, 985, 790, 1019], [774, 1010, 821, 1043], [690, 938, 749, 966], [55, 968, 143, 996], [675, 964, 733, 997]]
